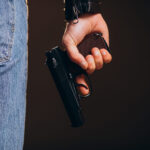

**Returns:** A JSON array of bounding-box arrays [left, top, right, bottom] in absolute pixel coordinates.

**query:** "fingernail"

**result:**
[[102, 51, 106, 56], [87, 57, 93, 62], [94, 51, 100, 56]]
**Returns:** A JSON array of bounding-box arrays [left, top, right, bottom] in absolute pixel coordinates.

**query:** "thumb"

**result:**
[[62, 35, 88, 70], [66, 44, 88, 70]]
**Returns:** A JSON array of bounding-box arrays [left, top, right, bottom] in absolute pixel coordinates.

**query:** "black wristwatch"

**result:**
[[64, 0, 102, 22]]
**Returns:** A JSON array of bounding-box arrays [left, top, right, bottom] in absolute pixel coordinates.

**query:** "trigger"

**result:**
[[75, 82, 91, 98], [76, 83, 89, 89]]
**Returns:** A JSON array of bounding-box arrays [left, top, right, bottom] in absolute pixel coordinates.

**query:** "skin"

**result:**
[[62, 13, 112, 96]]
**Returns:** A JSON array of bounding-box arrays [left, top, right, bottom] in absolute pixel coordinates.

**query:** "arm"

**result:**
[[62, 0, 112, 95]]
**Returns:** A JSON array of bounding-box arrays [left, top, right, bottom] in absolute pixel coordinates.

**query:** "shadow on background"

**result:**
[[24, 0, 150, 150]]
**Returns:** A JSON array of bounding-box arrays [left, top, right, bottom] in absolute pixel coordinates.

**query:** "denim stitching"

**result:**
[[0, 0, 15, 63]]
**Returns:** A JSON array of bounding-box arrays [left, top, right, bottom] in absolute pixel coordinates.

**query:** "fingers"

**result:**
[[85, 55, 95, 74], [75, 48, 112, 96], [86, 47, 112, 74], [91, 47, 103, 70], [76, 74, 89, 96], [100, 48, 112, 64]]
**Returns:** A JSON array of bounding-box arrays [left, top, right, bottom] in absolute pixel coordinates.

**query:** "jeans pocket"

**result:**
[[0, 0, 15, 65]]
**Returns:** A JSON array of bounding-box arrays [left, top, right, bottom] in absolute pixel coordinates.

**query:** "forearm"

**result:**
[[64, 0, 102, 21]]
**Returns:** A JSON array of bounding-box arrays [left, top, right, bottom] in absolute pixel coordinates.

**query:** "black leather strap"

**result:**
[[64, 0, 102, 21]]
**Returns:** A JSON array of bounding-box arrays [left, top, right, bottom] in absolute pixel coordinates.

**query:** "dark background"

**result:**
[[24, 0, 150, 150]]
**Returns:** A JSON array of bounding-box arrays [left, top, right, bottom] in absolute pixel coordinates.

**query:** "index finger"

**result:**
[[66, 44, 88, 70]]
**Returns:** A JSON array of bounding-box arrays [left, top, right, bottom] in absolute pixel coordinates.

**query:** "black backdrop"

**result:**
[[24, 0, 150, 150]]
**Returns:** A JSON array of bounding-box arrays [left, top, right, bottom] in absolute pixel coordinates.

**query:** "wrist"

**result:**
[[64, 0, 102, 22]]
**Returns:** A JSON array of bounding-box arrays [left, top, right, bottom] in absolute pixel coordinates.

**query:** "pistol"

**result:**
[[45, 33, 110, 127]]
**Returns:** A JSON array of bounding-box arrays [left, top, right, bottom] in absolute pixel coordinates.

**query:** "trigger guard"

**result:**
[[75, 72, 93, 98]]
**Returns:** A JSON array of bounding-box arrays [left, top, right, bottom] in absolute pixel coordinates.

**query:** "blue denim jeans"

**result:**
[[0, 0, 28, 149]]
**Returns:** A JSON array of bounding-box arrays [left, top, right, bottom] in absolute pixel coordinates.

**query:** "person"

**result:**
[[0, 0, 112, 149]]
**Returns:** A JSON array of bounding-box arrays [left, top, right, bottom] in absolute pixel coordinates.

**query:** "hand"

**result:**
[[62, 13, 112, 96]]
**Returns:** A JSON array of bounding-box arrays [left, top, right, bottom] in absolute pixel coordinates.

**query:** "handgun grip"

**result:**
[[77, 33, 110, 57], [72, 33, 110, 98]]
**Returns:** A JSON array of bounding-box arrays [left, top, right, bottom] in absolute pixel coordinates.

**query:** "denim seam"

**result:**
[[0, 0, 15, 63]]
